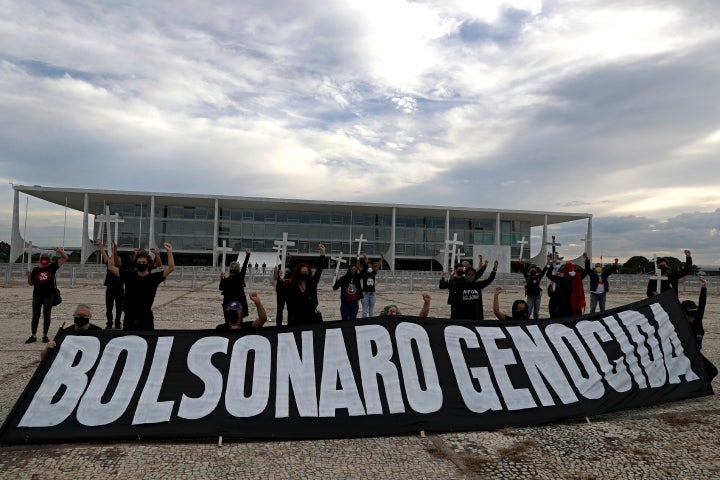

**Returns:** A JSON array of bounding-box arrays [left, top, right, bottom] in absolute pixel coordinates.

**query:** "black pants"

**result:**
[[123, 314, 154, 331], [105, 287, 124, 327], [276, 290, 287, 326], [31, 293, 54, 336]]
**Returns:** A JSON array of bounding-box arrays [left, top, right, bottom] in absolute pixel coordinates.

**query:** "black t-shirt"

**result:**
[[361, 269, 377, 293], [103, 261, 123, 289], [448, 271, 496, 320], [31, 262, 60, 296], [120, 270, 165, 320]]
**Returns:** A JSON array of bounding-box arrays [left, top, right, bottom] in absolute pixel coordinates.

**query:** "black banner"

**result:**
[[1, 291, 713, 444]]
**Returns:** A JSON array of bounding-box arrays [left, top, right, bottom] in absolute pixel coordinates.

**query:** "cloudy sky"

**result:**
[[1, 0, 719, 265]]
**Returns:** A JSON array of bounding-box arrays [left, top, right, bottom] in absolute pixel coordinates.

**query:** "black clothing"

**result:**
[[522, 265, 548, 296], [646, 256, 692, 298], [545, 270, 573, 318], [280, 256, 325, 326], [119, 270, 166, 330], [585, 258, 616, 292], [275, 264, 292, 326], [219, 250, 251, 316], [30, 261, 61, 336], [215, 321, 257, 332], [360, 263, 377, 293], [104, 261, 124, 328], [448, 270, 496, 320]]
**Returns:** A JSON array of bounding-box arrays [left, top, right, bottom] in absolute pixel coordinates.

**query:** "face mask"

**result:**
[[529, 271, 536, 276], [465, 275, 475, 282], [40, 258, 50, 266], [568, 271, 576, 277], [136, 263, 149, 272], [595, 267, 602, 273], [367, 267, 373, 273], [74, 316, 90, 327], [230, 268, 239, 275], [299, 273, 311, 282], [660, 266, 668, 274]]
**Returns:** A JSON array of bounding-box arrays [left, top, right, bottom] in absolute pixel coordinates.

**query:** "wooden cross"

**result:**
[[272, 232, 295, 269], [446, 233, 464, 272], [331, 252, 347, 277], [517, 236, 528, 262], [216, 240, 233, 270], [354, 234, 367, 259], [545, 236, 562, 266]]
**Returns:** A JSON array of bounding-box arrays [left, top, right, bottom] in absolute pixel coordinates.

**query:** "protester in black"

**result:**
[[102, 242, 175, 331], [278, 244, 325, 325], [26, 247, 68, 344], [647, 250, 692, 298], [521, 263, 548, 320], [97, 239, 124, 329], [680, 276, 718, 380], [273, 254, 292, 326], [446, 261, 498, 320], [41, 304, 102, 359], [333, 263, 363, 321], [219, 248, 251, 317]]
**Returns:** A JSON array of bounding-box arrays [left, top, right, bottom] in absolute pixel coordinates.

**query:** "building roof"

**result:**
[[14, 184, 591, 227]]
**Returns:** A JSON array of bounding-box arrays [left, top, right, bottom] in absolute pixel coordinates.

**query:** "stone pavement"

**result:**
[[0, 281, 718, 480]]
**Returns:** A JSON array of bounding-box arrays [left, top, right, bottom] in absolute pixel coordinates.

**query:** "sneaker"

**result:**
[[41, 336, 49, 343], [25, 335, 37, 344]]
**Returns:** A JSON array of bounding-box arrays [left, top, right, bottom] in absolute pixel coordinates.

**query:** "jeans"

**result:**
[[590, 292, 606, 313], [361, 292, 376, 318], [340, 301, 359, 321], [526, 295, 542, 320]]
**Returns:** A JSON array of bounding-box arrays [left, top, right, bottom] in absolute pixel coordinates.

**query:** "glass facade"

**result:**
[[93, 201, 531, 261]]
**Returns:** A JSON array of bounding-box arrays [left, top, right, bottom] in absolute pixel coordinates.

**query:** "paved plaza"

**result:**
[[0, 279, 718, 479]]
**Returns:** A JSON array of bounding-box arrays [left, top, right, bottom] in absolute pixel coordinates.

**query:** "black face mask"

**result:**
[[74, 316, 90, 327], [229, 268, 239, 275], [136, 263, 149, 272], [529, 271, 537, 276], [299, 273, 311, 282]]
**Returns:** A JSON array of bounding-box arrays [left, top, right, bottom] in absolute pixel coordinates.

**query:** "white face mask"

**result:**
[[568, 271, 576, 277], [367, 267, 373, 273]]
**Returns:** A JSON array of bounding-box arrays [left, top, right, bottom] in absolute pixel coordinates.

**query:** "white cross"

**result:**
[[354, 234, 367, 259], [216, 240, 233, 270], [650, 255, 669, 295], [273, 232, 295, 269], [517, 236, 528, 262], [331, 252, 347, 277], [95, 206, 124, 250], [446, 233, 464, 272]]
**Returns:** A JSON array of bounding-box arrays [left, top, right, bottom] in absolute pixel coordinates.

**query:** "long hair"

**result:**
[[290, 262, 312, 284]]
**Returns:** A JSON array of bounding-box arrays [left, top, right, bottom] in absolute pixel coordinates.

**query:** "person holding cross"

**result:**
[[520, 262, 548, 320], [646, 250, 693, 299], [444, 260, 498, 320], [219, 248, 251, 318], [545, 254, 588, 317], [100, 242, 175, 330], [97, 239, 124, 329], [333, 262, 364, 321]]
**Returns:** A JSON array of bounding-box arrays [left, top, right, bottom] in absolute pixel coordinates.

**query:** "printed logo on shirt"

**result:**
[[35, 271, 52, 284], [462, 289, 480, 301], [366, 278, 375, 287], [347, 283, 357, 295]]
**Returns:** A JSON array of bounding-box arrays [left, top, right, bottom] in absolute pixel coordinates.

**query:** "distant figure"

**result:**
[[216, 293, 268, 332], [333, 263, 364, 321], [492, 287, 529, 320], [273, 254, 292, 326], [545, 256, 588, 317], [359, 253, 383, 318], [26, 247, 68, 344], [647, 250, 693, 299], [97, 239, 124, 329], [521, 263, 548, 320], [41, 304, 102, 360], [262, 262, 267, 274], [584, 253, 619, 314], [219, 248, 251, 318]]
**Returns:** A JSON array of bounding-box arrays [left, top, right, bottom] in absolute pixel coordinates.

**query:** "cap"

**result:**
[[681, 300, 698, 312], [225, 301, 244, 313]]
